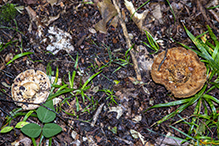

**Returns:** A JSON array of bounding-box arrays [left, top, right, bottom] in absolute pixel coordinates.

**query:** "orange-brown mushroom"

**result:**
[[151, 47, 207, 98]]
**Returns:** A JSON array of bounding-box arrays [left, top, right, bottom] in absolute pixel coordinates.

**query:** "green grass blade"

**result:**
[[144, 98, 192, 112], [207, 25, 218, 44], [81, 71, 102, 89], [6, 52, 34, 65], [165, 0, 176, 22], [48, 88, 74, 101], [155, 93, 202, 125], [203, 94, 219, 104], [125, 44, 133, 59], [0, 26, 24, 34], [170, 125, 195, 140], [130, 0, 150, 20], [207, 5, 219, 9], [203, 97, 218, 119]]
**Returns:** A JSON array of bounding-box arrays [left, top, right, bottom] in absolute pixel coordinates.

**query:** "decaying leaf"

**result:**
[[108, 106, 124, 119], [47, 0, 57, 6], [44, 26, 75, 54], [124, 0, 149, 32], [91, 103, 104, 126], [150, 3, 163, 24], [25, 6, 44, 37], [95, 0, 118, 33], [130, 129, 149, 145], [135, 45, 154, 79], [25, 6, 37, 22]]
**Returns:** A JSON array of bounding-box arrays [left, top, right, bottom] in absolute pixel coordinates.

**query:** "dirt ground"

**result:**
[[0, 0, 219, 145]]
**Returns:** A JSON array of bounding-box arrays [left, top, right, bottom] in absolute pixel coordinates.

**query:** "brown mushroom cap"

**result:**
[[11, 69, 51, 110], [151, 47, 207, 98]]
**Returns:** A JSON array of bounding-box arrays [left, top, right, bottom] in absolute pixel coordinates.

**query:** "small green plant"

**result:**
[[47, 63, 102, 113], [0, 109, 35, 134], [0, 100, 62, 146], [99, 89, 118, 105], [143, 30, 159, 53], [113, 44, 133, 73], [21, 100, 62, 145], [0, 3, 17, 22]]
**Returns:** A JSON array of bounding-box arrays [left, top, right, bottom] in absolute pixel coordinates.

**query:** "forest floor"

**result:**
[[0, 0, 219, 146]]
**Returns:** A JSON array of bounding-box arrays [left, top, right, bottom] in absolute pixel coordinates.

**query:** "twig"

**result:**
[[91, 103, 104, 127], [112, 0, 142, 81], [158, 48, 168, 71]]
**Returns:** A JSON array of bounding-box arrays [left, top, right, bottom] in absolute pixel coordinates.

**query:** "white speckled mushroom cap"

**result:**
[[11, 69, 51, 110]]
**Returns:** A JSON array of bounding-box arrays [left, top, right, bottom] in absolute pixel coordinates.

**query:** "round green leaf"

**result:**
[[21, 123, 41, 138], [0, 126, 13, 133], [42, 123, 62, 138], [36, 100, 56, 123]]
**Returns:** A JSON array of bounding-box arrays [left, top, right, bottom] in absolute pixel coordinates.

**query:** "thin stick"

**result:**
[[112, 0, 142, 81], [158, 48, 167, 71]]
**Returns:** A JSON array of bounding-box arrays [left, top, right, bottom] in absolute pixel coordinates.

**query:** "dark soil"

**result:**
[[0, 0, 218, 145]]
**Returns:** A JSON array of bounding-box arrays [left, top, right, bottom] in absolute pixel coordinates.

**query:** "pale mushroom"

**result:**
[[151, 47, 207, 98], [11, 69, 51, 110]]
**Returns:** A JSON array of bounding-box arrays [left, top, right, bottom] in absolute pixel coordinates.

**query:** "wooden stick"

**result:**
[[112, 0, 142, 81]]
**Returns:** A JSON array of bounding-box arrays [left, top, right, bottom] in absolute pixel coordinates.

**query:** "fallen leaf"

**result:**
[[130, 129, 150, 145], [150, 3, 163, 24], [108, 106, 124, 119], [25, 6, 37, 21], [124, 0, 149, 32], [95, 0, 118, 33]]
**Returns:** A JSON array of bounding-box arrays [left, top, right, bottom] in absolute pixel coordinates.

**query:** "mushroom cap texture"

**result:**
[[11, 69, 51, 110], [151, 47, 207, 98]]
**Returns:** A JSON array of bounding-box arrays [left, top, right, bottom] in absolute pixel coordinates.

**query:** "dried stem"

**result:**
[[112, 0, 142, 81]]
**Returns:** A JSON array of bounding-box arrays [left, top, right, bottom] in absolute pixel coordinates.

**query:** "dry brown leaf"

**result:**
[[95, 0, 118, 33], [150, 3, 163, 24], [47, 0, 57, 6], [124, 0, 149, 32], [25, 6, 37, 21]]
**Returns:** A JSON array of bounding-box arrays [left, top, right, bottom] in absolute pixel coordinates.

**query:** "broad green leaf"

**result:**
[[6, 52, 34, 65], [15, 121, 29, 128], [21, 123, 41, 138], [0, 126, 13, 133], [36, 100, 56, 123], [42, 123, 62, 138]]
